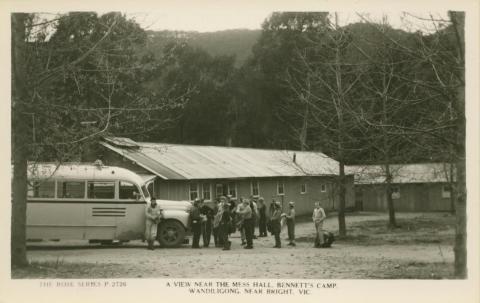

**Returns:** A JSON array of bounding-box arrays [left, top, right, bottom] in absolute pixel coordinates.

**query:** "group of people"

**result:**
[[144, 195, 329, 250]]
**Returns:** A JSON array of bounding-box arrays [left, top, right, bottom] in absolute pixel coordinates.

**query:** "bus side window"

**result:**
[[57, 181, 85, 199], [119, 181, 139, 199], [87, 181, 115, 199], [27, 180, 55, 198]]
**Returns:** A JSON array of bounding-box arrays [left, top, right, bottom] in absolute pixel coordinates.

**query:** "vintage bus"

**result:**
[[26, 162, 192, 247]]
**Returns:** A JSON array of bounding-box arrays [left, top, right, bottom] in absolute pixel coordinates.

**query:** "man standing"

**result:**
[[286, 201, 296, 246], [219, 203, 232, 251], [312, 202, 326, 248], [237, 199, 254, 249], [270, 201, 282, 248], [250, 197, 258, 239], [257, 197, 267, 237], [145, 197, 162, 250], [236, 201, 246, 246], [190, 198, 203, 248], [200, 199, 214, 247]]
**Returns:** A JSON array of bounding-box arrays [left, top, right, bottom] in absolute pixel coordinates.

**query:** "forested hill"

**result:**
[[146, 29, 261, 66]]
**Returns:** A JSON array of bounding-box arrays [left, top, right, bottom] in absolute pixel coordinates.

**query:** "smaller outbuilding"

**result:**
[[347, 163, 456, 212]]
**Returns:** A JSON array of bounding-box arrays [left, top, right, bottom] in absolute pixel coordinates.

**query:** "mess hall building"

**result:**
[[95, 137, 355, 215]]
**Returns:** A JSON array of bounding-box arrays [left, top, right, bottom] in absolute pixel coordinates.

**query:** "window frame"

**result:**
[[119, 180, 142, 200], [320, 183, 327, 193], [442, 184, 452, 198], [228, 182, 237, 199], [277, 180, 285, 196], [202, 183, 212, 201], [56, 179, 87, 200], [301, 183, 307, 194], [28, 180, 56, 199], [391, 186, 401, 199], [189, 182, 199, 201], [215, 183, 224, 198], [87, 180, 116, 200], [251, 180, 260, 197]]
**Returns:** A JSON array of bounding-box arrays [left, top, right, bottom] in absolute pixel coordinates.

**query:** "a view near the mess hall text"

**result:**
[[11, 11, 466, 279]]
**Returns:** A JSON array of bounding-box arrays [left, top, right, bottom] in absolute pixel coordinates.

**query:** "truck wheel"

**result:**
[[157, 220, 185, 248]]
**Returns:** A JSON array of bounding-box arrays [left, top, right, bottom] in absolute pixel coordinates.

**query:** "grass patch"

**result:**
[[331, 213, 455, 246], [366, 261, 455, 279], [12, 259, 124, 279]]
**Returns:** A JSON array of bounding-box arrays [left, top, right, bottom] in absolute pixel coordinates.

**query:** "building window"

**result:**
[[57, 181, 85, 199], [202, 183, 211, 201], [320, 184, 326, 193], [119, 181, 140, 200], [251, 180, 259, 197], [442, 185, 451, 198], [189, 183, 199, 201], [88, 181, 115, 199], [215, 184, 224, 198], [391, 186, 400, 199], [228, 182, 237, 198], [301, 183, 307, 194], [277, 181, 285, 195], [28, 180, 55, 198]]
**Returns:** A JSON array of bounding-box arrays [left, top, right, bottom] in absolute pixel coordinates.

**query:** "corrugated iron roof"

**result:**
[[101, 137, 341, 180], [346, 163, 455, 184]]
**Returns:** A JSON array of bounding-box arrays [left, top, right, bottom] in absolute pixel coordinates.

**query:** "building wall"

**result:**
[[153, 176, 355, 216], [357, 183, 452, 212], [98, 147, 355, 215]]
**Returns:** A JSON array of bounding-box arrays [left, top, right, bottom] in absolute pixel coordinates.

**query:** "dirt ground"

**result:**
[[13, 212, 455, 279]]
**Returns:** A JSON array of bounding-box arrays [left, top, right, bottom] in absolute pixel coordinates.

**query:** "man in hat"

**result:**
[[312, 202, 326, 247], [257, 197, 267, 237], [190, 198, 203, 248], [285, 201, 296, 246], [237, 198, 254, 249], [200, 199, 214, 247], [236, 201, 246, 246], [270, 201, 282, 248], [219, 202, 232, 250], [213, 196, 228, 247], [145, 197, 163, 250]]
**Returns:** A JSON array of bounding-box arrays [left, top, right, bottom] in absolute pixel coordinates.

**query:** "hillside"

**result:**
[[146, 29, 261, 66]]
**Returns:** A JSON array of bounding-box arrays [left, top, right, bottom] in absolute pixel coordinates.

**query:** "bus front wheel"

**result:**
[[157, 220, 185, 248]]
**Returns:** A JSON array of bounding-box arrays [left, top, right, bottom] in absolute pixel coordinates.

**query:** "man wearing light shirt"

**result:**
[[237, 199, 254, 249], [145, 197, 163, 250], [312, 202, 326, 248]]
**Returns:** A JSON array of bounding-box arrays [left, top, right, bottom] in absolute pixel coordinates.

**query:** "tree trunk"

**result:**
[[11, 13, 29, 268], [299, 104, 308, 151], [338, 161, 346, 236], [382, 91, 397, 228], [448, 11, 466, 279], [448, 162, 456, 214], [384, 163, 397, 227]]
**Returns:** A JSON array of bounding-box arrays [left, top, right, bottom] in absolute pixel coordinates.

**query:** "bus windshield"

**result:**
[[141, 185, 150, 199]]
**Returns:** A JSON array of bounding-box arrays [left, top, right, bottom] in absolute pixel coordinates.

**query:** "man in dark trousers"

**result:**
[[200, 199, 214, 247], [285, 201, 296, 246], [190, 198, 202, 248], [270, 201, 282, 248], [237, 199, 254, 249], [219, 203, 232, 250], [257, 197, 267, 237], [250, 197, 258, 239]]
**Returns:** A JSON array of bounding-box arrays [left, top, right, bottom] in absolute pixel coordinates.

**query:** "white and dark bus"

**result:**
[[26, 162, 191, 247]]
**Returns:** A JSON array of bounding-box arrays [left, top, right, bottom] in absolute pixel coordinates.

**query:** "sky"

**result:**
[[127, 11, 450, 33]]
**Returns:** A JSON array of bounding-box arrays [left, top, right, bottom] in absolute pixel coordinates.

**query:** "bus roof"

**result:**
[[27, 162, 148, 185]]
